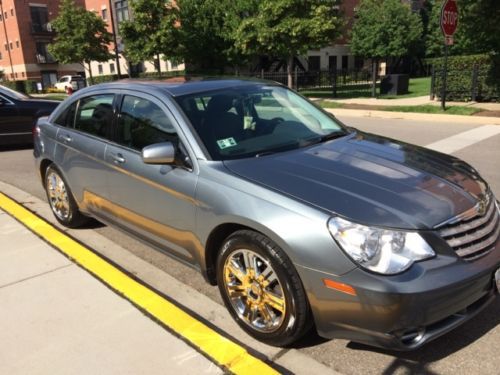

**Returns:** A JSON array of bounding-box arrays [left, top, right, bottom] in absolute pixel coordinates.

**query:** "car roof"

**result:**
[[79, 77, 280, 97]]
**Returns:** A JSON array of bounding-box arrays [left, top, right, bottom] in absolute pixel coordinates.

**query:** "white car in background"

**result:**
[[54, 75, 85, 93]]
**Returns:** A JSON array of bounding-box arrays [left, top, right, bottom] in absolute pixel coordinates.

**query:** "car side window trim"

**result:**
[[0, 94, 14, 105]]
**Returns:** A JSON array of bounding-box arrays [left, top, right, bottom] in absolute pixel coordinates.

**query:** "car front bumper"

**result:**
[[297, 240, 500, 350]]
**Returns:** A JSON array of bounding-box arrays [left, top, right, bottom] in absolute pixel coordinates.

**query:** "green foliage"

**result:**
[[138, 71, 185, 79], [426, 0, 500, 57], [1, 80, 37, 94], [235, 0, 342, 59], [176, 0, 258, 71], [48, 0, 113, 66], [91, 74, 129, 84], [120, 0, 255, 73], [351, 0, 423, 58], [120, 0, 180, 67], [430, 54, 500, 102]]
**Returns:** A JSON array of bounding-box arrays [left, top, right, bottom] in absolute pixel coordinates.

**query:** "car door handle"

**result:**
[[59, 134, 72, 143], [111, 153, 126, 164]]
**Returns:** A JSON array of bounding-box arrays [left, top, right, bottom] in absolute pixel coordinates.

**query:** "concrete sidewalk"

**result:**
[[0, 209, 222, 375], [325, 95, 500, 110]]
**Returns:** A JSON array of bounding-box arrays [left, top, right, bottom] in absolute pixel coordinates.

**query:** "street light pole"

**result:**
[[108, 0, 122, 77]]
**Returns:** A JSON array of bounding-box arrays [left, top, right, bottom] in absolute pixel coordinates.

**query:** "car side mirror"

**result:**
[[141, 142, 176, 164]]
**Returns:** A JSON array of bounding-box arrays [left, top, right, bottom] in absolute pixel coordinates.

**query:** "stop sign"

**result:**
[[441, 0, 459, 36]]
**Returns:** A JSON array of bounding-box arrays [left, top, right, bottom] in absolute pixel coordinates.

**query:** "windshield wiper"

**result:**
[[255, 151, 276, 158], [313, 130, 347, 144]]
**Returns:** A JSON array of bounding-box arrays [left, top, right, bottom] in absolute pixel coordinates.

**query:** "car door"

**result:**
[[0, 95, 29, 145], [53, 93, 117, 214], [104, 92, 199, 264]]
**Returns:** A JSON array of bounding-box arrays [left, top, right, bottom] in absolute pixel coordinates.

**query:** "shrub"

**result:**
[[90, 74, 129, 85], [429, 54, 499, 102], [0, 80, 38, 94], [138, 70, 185, 79]]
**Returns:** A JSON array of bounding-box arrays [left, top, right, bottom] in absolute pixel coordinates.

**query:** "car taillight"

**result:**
[[33, 124, 41, 137]]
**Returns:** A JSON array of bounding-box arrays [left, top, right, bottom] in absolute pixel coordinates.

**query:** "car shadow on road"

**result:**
[[0, 144, 33, 152]]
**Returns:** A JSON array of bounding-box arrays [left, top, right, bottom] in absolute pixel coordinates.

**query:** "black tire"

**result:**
[[44, 164, 88, 228], [216, 230, 312, 346]]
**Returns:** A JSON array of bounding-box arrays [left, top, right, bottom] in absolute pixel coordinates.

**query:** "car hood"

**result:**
[[223, 131, 490, 229]]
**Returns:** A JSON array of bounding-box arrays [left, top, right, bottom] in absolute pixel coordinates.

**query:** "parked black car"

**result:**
[[0, 85, 60, 146]]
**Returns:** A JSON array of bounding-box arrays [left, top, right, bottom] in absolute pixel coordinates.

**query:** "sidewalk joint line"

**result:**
[[0, 264, 73, 290]]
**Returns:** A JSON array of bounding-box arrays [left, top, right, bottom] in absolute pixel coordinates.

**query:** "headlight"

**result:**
[[328, 217, 435, 275]]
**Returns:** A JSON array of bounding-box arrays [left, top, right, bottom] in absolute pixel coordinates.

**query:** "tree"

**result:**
[[425, 0, 500, 57], [120, 0, 257, 75], [176, 0, 258, 73], [234, 0, 343, 87], [48, 0, 113, 84], [350, 0, 422, 71], [120, 0, 180, 75]]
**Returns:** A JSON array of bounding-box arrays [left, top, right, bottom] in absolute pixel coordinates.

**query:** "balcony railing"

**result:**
[[31, 22, 54, 34], [35, 53, 57, 64]]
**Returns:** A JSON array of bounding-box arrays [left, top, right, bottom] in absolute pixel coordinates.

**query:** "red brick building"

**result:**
[[0, 0, 85, 87]]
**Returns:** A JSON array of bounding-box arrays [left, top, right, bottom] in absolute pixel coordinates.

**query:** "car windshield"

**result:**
[[175, 85, 346, 160], [0, 84, 29, 100]]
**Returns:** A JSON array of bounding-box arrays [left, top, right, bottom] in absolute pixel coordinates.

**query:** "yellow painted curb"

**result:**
[[0, 192, 280, 375]]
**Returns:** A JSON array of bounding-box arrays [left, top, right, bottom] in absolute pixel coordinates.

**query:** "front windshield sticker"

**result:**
[[217, 137, 237, 150]]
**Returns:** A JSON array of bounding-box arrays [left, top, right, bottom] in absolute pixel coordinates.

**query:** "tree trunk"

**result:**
[[156, 54, 162, 77], [86, 62, 94, 85], [287, 55, 294, 88]]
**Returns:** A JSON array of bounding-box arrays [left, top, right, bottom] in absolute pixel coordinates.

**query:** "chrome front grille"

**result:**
[[437, 199, 500, 261]]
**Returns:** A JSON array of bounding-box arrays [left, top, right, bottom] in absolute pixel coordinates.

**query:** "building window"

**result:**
[[329, 56, 337, 71], [102, 8, 108, 20], [0, 52, 2, 60], [10, 9, 14, 16], [9, 42, 13, 50], [0, 13, 3, 21], [4, 43, 7, 51], [16, 41, 19, 48], [35, 42, 56, 63], [109, 63, 115, 74], [98, 64, 103, 75], [341, 55, 348, 70], [4, 12, 7, 19], [30, 6, 50, 33], [115, 1, 129, 23], [308, 56, 320, 71]]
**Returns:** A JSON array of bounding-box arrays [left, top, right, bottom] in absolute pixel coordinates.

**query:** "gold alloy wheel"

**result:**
[[223, 249, 286, 333], [46, 171, 70, 221]]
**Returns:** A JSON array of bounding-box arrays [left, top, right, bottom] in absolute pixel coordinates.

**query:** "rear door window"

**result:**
[[74, 94, 115, 138]]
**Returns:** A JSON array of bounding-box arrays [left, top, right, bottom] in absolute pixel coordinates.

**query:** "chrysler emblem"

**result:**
[[476, 196, 489, 216]]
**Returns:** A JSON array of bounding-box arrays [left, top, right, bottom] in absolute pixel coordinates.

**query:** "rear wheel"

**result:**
[[44, 165, 88, 228], [216, 230, 312, 346]]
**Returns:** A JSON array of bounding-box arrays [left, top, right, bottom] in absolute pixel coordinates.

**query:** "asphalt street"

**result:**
[[1, 115, 499, 375]]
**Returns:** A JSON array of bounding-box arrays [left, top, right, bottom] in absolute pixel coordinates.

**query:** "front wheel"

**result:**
[[216, 230, 312, 346]]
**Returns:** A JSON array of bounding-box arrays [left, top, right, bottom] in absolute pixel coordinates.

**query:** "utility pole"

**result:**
[[108, 0, 122, 77]]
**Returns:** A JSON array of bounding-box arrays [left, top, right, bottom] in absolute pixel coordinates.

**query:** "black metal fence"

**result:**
[[255, 69, 379, 98]]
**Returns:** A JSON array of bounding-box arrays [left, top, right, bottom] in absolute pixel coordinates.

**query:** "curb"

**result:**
[[324, 108, 500, 125], [0, 180, 342, 375]]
